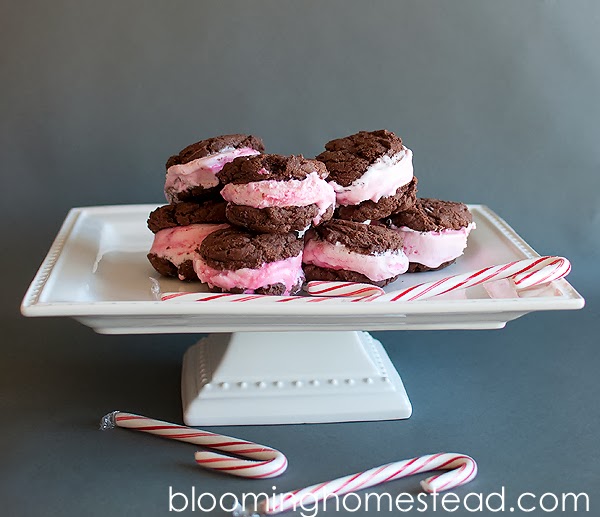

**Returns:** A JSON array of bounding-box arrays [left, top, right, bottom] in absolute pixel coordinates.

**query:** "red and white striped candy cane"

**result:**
[[367, 256, 571, 302], [304, 281, 385, 297], [160, 256, 571, 304], [234, 452, 477, 516], [100, 411, 287, 479], [100, 414, 477, 515]]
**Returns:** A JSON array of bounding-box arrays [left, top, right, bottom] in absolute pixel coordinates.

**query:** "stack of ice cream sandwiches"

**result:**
[[147, 129, 474, 294]]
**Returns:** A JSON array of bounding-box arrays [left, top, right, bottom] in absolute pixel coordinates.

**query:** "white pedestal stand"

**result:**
[[182, 331, 412, 426]]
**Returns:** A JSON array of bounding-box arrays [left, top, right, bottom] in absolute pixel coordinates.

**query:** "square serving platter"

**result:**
[[21, 204, 584, 334]]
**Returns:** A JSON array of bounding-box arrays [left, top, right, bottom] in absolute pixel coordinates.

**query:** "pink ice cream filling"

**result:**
[[330, 148, 414, 206], [164, 147, 260, 201], [303, 239, 409, 282], [149, 223, 229, 279], [392, 223, 476, 268], [193, 253, 304, 295], [221, 172, 336, 225]]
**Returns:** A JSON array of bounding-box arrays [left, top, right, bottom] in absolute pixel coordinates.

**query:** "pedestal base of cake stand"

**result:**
[[181, 331, 412, 426]]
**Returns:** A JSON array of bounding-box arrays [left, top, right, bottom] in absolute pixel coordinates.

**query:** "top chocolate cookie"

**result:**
[[218, 154, 328, 185], [164, 134, 264, 204], [389, 198, 473, 232], [165, 134, 265, 169], [316, 129, 404, 186]]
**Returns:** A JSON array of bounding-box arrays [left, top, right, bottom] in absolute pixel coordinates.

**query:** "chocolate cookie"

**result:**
[[406, 259, 456, 273], [226, 204, 335, 235], [147, 201, 230, 281], [147, 254, 197, 280], [164, 134, 264, 203], [218, 153, 326, 184], [317, 129, 405, 185], [218, 154, 336, 234], [166, 134, 264, 168], [147, 200, 227, 233], [386, 198, 475, 272], [195, 227, 305, 295], [388, 198, 473, 232], [335, 177, 418, 222], [316, 129, 417, 222], [302, 219, 409, 287]]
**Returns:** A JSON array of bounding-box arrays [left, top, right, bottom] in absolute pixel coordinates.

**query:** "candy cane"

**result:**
[[371, 256, 571, 302], [304, 281, 385, 297], [233, 453, 477, 516], [100, 411, 287, 479], [160, 256, 570, 304], [99, 414, 477, 515]]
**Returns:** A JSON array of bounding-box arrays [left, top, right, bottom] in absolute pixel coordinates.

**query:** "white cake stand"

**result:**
[[180, 331, 412, 425], [21, 204, 584, 425]]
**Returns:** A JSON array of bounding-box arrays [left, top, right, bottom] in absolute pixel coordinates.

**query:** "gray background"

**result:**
[[2, 1, 598, 516]]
